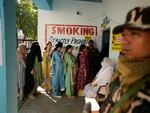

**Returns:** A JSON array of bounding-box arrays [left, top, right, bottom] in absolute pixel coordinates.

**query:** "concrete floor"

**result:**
[[18, 87, 85, 113]]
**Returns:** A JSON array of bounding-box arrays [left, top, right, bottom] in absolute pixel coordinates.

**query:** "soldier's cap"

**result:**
[[113, 6, 150, 34]]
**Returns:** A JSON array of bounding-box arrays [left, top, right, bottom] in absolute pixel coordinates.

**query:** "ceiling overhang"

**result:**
[[32, 0, 52, 10], [32, 0, 102, 11], [77, 0, 102, 2]]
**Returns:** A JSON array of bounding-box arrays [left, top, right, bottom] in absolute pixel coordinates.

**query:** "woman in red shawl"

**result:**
[[77, 44, 89, 96]]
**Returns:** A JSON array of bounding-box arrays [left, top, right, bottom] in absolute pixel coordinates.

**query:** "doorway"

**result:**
[[100, 28, 110, 58]]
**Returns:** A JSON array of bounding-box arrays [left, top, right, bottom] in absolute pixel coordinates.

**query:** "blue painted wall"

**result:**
[[0, 0, 17, 113], [0, 0, 52, 112], [0, 0, 7, 112], [33, 0, 52, 10]]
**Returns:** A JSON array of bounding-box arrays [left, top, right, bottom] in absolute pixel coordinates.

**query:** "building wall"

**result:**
[[38, 0, 150, 60], [101, 0, 150, 60], [38, 0, 104, 54]]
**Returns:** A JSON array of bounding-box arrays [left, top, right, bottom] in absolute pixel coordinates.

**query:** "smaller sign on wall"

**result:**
[[112, 33, 122, 51], [101, 16, 110, 29], [84, 35, 91, 41]]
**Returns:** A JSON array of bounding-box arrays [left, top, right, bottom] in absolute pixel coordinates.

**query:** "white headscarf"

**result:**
[[92, 57, 114, 86]]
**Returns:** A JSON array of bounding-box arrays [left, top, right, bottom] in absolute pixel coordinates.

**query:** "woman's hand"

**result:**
[[31, 69, 34, 75]]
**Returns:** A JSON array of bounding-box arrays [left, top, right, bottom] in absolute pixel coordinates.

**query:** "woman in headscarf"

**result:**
[[17, 43, 27, 100], [24, 42, 42, 99], [64, 45, 77, 98], [84, 57, 114, 98]]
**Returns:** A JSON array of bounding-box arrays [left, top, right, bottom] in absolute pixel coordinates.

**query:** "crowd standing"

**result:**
[[17, 39, 103, 100], [16, 6, 150, 113]]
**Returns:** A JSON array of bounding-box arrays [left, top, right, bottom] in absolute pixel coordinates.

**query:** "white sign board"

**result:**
[[45, 24, 97, 56]]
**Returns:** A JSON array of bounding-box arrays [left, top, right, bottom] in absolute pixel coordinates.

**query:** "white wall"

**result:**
[[38, 0, 150, 60], [101, 0, 150, 61], [38, 0, 104, 52]]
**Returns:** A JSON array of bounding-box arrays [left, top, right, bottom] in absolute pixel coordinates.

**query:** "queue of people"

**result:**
[[16, 39, 101, 100], [16, 6, 150, 113]]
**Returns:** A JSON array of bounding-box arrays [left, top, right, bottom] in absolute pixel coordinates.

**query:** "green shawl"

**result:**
[[116, 55, 150, 92], [110, 55, 150, 113]]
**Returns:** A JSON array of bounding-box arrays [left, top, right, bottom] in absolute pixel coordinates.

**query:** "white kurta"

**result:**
[[84, 57, 114, 98]]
